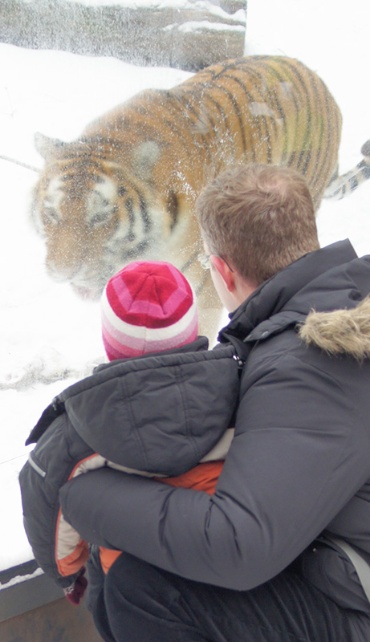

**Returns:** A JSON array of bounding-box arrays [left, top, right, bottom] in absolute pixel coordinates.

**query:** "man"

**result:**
[[60, 164, 370, 641]]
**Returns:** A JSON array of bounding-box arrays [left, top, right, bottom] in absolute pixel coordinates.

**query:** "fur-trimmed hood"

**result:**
[[299, 296, 370, 360], [220, 240, 370, 364]]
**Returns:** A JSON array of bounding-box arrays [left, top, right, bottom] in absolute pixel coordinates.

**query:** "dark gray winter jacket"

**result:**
[[19, 337, 242, 588], [59, 240, 370, 627]]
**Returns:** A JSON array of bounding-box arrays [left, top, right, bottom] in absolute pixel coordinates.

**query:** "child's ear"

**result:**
[[211, 256, 236, 292]]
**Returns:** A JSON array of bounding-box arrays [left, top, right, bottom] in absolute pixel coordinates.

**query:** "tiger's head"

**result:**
[[31, 133, 180, 299]]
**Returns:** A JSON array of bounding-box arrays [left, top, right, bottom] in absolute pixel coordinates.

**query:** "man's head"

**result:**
[[196, 163, 320, 311], [101, 261, 198, 360]]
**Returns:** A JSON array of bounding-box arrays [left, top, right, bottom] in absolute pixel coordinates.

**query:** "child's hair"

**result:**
[[101, 261, 198, 361]]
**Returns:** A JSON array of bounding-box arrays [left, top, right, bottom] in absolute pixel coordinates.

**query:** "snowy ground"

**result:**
[[1, 0, 370, 577]]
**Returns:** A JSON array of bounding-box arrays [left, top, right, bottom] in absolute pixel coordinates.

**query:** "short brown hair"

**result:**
[[196, 164, 320, 285]]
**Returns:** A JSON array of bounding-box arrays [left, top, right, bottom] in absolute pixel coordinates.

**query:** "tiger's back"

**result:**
[[81, 55, 342, 209], [32, 55, 342, 336]]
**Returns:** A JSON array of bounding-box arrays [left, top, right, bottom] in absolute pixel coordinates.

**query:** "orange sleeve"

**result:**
[[156, 461, 224, 495], [100, 461, 223, 573], [100, 548, 122, 575]]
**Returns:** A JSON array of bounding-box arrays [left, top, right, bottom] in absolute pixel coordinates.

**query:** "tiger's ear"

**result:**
[[34, 132, 68, 160], [133, 141, 161, 180]]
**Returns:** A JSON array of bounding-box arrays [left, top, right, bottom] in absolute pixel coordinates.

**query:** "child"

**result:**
[[20, 261, 234, 612], [97, 261, 226, 577]]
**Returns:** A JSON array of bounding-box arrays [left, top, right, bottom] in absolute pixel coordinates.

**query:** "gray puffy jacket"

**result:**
[[19, 337, 243, 588]]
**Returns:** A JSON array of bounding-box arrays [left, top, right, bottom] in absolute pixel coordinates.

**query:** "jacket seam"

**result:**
[[119, 374, 150, 471]]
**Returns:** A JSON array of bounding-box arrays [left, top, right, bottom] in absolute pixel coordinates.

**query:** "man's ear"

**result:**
[[210, 255, 236, 292]]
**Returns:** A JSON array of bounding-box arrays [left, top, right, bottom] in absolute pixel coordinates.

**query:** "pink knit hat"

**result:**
[[101, 261, 198, 361]]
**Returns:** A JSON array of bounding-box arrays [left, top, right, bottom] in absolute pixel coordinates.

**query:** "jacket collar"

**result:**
[[219, 240, 361, 343]]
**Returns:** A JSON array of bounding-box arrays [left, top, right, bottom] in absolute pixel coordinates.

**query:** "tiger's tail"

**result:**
[[324, 140, 370, 200]]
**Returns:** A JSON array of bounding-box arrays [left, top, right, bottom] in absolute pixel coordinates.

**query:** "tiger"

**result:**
[[31, 55, 370, 338]]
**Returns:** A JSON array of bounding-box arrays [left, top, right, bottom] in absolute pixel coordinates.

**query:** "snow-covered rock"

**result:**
[[0, 0, 246, 70]]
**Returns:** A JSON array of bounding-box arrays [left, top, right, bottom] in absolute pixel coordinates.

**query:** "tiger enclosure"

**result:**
[[1, 1, 370, 640]]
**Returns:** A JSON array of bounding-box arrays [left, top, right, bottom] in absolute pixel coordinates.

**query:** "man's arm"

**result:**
[[59, 355, 369, 590]]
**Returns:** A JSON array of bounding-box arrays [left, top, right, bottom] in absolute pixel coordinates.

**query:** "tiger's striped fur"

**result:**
[[31, 55, 367, 336], [325, 139, 370, 199]]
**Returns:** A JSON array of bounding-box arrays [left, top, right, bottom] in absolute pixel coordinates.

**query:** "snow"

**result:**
[[174, 21, 245, 33], [1, 0, 370, 578], [0, 567, 43, 592], [65, 0, 220, 7]]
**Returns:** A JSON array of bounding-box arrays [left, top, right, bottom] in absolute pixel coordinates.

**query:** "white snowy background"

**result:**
[[1, 0, 369, 576]]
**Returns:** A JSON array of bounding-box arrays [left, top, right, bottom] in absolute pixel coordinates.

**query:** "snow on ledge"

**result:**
[[0, 566, 43, 592]]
